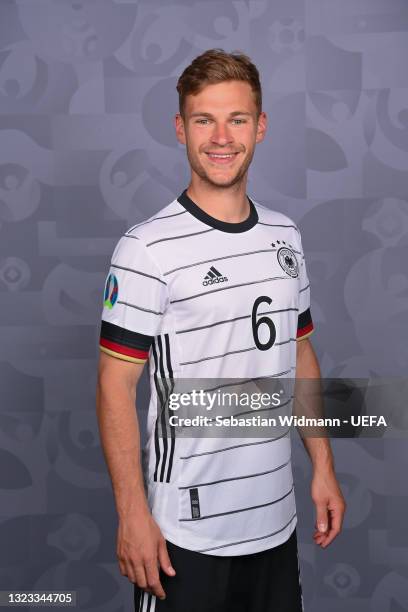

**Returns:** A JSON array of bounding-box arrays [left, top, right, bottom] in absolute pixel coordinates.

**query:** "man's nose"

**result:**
[[210, 123, 233, 146]]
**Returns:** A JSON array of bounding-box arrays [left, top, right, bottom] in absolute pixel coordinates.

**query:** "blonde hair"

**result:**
[[176, 48, 262, 118]]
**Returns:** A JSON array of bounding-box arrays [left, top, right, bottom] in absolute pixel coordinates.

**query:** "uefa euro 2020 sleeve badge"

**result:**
[[103, 273, 118, 309]]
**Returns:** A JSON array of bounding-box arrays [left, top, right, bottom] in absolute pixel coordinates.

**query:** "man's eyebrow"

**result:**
[[189, 111, 252, 118]]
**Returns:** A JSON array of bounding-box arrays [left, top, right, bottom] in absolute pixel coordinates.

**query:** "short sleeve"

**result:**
[[296, 228, 314, 341], [99, 235, 168, 363]]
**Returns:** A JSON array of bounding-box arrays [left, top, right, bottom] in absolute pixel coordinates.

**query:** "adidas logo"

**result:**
[[202, 266, 228, 286]]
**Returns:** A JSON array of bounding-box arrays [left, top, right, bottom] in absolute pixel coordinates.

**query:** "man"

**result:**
[[96, 48, 346, 611]]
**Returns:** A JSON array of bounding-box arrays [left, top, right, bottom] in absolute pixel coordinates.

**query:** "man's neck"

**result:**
[[186, 180, 250, 223]]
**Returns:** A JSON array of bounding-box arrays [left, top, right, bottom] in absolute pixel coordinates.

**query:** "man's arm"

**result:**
[[96, 351, 175, 600], [295, 338, 346, 548]]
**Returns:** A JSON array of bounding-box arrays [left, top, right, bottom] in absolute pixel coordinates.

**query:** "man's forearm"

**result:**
[[301, 437, 334, 473], [96, 378, 149, 519], [295, 339, 335, 473], [295, 339, 346, 545]]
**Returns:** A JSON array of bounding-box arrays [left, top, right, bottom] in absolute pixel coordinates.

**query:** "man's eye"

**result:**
[[195, 119, 247, 125]]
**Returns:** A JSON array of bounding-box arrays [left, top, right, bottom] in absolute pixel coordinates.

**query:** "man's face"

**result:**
[[175, 80, 267, 189]]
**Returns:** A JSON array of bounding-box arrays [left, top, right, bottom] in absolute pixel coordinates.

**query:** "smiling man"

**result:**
[[96, 49, 346, 611]]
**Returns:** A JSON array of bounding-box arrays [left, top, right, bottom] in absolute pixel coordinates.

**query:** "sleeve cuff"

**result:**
[[99, 344, 148, 363], [296, 326, 314, 341], [99, 320, 152, 362], [297, 307, 314, 340]]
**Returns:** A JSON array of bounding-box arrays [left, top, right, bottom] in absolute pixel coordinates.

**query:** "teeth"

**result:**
[[208, 154, 235, 158]]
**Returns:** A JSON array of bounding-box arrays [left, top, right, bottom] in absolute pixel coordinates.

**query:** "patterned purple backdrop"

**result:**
[[0, 0, 407, 610]]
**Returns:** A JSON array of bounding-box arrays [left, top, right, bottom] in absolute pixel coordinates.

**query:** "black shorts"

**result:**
[[134, 528, 304, 612]]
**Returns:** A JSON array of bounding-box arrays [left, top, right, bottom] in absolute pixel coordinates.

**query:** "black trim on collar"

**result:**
[[177, 189, 258, 234]]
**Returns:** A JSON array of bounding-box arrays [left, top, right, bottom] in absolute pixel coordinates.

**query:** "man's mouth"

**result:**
[[205, 152, 239, 164]]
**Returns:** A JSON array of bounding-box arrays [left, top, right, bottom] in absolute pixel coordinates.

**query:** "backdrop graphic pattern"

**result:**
[[0, 0, 407, 610]]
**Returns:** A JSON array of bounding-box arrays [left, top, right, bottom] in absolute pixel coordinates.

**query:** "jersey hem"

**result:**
[[159, 515, 297, 557]]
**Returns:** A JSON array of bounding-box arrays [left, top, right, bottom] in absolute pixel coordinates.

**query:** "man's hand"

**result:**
[[117, 506, 176, 600], [311, 467, 346, 548]]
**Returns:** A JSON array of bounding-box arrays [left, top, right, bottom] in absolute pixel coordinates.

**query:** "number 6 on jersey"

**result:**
[[252, 296, 276, 351]]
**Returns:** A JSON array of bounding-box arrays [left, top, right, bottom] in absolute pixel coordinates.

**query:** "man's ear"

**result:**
[[175, 113, 186, 145], [256, 111, 267, 144]]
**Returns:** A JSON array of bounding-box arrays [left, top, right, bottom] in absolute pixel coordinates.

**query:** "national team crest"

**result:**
[[277, 246, 299, 278], [104, 273, 118, 309]]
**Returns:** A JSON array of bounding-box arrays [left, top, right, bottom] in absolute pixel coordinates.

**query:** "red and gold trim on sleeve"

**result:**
[[296, 307, 314, 341], [99, 321, 153, 363]]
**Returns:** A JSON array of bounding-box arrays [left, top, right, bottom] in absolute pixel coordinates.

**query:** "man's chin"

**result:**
[[198, 170, 245, 189]]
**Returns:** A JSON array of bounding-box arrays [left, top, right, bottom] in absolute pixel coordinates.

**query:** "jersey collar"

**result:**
[[177, 189, 258, 234]]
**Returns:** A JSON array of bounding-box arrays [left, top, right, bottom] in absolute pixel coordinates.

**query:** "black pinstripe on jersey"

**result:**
[[152, 334, 176, 483]]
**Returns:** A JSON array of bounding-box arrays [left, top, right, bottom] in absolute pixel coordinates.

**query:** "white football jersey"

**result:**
[[99, 189, 314, 556]]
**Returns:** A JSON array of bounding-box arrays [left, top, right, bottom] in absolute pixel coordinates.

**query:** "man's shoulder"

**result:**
[[123, 196, 189, 245], [252, 199, 300, 234]]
